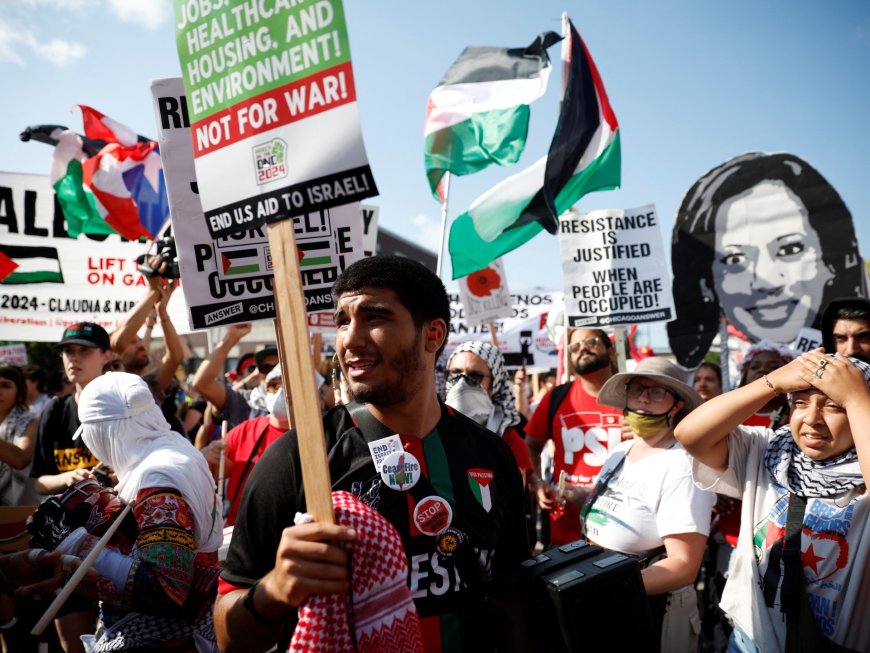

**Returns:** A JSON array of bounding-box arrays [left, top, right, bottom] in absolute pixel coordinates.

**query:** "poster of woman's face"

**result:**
[[667, 153, 865, 369]]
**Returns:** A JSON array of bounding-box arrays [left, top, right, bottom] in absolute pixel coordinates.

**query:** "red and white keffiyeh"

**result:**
[[289, 491, 423, 652]]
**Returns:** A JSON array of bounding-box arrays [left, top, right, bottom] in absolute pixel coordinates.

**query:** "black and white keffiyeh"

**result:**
[[446, 341, 520, 436], [763, 356, 870, 498]]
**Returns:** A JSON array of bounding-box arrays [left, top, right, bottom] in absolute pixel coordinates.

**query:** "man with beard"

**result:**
[[214, 256, 529, 653], [525, 328, 624, 545], [821, 297, 870, 363]]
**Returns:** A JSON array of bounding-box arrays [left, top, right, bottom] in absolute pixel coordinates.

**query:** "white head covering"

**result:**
[[77, 372, 223, 552]]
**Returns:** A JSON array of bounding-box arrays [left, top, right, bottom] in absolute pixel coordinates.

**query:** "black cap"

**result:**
[[57, 322, 110, 350], [821, 297, 870, 352]]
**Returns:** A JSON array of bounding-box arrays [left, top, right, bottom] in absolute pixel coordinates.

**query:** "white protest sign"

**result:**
[[0, 173, 190, 342], [447, 290, 561, 372], [0, 344, 27, 365], [559, 204, 674, 328], [152, 77, 366, 329], [360, 204, 379, 257], [457, 258, 513, 325], [174, 0, 378, 241]]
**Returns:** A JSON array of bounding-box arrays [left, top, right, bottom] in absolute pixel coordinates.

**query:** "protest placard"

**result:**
[[0, 173, 189, 341], [174, 0, 378, 240], [457, 258, 513, 326], [360, 204, 378, 257], [151, 77, 365, 329], [559, 204, 674, 328]]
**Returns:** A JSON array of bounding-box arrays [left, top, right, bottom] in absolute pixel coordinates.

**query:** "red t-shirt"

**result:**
[[525, 381, 623, 545], [502, 426, 533, 473], [224, 415, 287, 525]]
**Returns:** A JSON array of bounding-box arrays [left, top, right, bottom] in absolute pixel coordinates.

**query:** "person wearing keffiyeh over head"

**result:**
[[445, 341, 533, 481], [676, 349, 870, 652], [44, 371, 224, 652]]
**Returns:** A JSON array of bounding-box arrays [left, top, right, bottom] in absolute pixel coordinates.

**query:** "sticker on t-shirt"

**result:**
[[413, 495, 453, 536], [436, 527, 466, 557], [467, 468, 494, 512], [368, 434, 402, 473], [380, 449, 421, 491]]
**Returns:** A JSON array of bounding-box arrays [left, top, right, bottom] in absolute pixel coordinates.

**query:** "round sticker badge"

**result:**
[[436, 527, 466, 558], [413, 495, 453, 536], [380, 449, 421, 491]]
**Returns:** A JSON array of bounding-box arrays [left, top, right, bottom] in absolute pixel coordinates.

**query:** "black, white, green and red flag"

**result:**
[[448, 17, 621, 278], [423, 31, 560, 199]]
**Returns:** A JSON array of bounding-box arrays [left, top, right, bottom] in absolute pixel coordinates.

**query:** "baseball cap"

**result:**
[[57, 322, 110, 350]]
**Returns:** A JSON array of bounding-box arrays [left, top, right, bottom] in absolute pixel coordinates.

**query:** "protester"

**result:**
[[737, 341, 795, 429], [821, 296, 870, 363], [668, 152, 864, 368], [0, 365, 38, 506], [33, 372, 224, 651], [203, 364, 290, 526], [191, 324, 278, 429], [445, 341, 534, 481], [675, 349, 870, 651], [577, 357, 714, 653], [214, 256, 529, 653], [525, 328, 623, 545], [22, 365, 51, 419], [692, 361, 722, 402]]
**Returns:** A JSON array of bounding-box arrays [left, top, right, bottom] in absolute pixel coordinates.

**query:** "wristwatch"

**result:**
[[241, 581, 285, 625]]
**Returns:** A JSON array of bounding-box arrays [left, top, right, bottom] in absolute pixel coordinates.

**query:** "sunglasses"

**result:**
[[567, 336, 602, 354], [447, 371, 491, 387], [626, 381, 675, 403], [258, 362, 276, 375]]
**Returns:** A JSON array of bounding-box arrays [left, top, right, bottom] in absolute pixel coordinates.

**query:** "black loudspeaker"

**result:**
[[519, 539, 659, 652]]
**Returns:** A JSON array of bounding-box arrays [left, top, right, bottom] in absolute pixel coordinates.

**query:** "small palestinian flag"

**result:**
[[0, 245, 64, 284], [221, 248, 260, 275], [467, 468, 494, 512]]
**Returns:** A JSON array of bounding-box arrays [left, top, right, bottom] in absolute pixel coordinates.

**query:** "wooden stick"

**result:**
[[217, 420, 228, 503], [31, 503, 134, 636], [267, 220, 334, 524], [488, 320, 498, 348], [311, 332, 323, 371]]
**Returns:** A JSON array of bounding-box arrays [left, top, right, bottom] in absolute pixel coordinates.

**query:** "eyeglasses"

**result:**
[[258, 362, 276, 375], [626, 381, 674, 403], [447, 371, 491, 387], [568, 337, 601, 354]]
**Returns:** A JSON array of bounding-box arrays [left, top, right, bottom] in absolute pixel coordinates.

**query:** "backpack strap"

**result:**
[[546, 382, 573, 436]]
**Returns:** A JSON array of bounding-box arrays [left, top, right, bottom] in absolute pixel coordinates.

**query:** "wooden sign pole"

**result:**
[[488, 320, 499, 348], [267, 220, 334, 524]]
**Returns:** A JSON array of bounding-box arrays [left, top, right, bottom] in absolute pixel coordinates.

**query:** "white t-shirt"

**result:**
[[692, 426, 870, 652], [584, 440, 715, 555]]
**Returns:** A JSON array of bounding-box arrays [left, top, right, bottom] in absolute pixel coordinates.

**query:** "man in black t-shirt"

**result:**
[[215, 257, 530, 653]]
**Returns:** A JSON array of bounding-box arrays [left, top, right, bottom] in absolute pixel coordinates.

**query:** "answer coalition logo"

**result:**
[[253, 138, 288, 184]]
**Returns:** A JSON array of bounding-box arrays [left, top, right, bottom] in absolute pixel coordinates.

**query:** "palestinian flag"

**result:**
[[424, 31, 560, 199], [0, 245, 64, 284], [448, 17, 621, 278], [467, 468, 493, 512], [221, 248, 261, 275]]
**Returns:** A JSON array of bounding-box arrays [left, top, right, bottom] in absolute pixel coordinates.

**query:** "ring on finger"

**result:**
[[813, 368, 824, 379], [819, 359, 828, 368]]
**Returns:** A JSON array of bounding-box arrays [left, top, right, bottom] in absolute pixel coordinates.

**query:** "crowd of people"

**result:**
[[3, 256, 870, 652]]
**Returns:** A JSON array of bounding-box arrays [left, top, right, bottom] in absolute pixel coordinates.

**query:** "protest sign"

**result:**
[[457, 258, 513, 325], [360, 204, 378, 257], [0, 172, 189, 341], [447, 290, 560, 371], [174, 0, 378, 240], [152, 77, 365, 329], [559, 204, 674, 328], [0, 344, 27, 365]]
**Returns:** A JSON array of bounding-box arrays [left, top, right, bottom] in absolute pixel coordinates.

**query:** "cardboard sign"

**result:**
[[0, 173, 189, 341], [458, 258, 513, 325], [151, 77, 366, 328], [360, 204, 379, 257], [0, 344, 27, 365], [174, 0, 378, 240], [559, 204, 674, 328]]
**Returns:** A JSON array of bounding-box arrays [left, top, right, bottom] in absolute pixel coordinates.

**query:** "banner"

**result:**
[[0, 172, 189, 342], [152, 77, 366, 329], [559, 204, 674, 328], [457, 258, 513, 325], [447, 290, 561, 372], [0, 344, 27, 365], [174, 0, 378, 240]]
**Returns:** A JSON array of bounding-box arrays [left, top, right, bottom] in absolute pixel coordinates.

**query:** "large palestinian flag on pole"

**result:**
[[424, 31, 560, 199], [448, 16, 621, 279]]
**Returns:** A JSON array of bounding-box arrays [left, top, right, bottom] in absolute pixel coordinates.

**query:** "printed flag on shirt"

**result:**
[[448, 17, 621, 278], [0, 245, 64, 284], [467, 468, 494, 512], [424, 31, 560, 199]]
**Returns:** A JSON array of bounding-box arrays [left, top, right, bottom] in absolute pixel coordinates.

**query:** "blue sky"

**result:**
[[1, 0, 869, 312]]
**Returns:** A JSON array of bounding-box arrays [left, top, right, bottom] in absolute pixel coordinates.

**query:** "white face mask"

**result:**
[[445, 378, 494, 426], [265, 388, 288, 421]]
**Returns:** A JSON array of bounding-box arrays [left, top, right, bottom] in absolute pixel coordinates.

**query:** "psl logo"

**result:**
[[252, 138, 288, 184]]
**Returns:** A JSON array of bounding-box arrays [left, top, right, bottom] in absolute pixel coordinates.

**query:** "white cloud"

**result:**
[[31, 37, 87, 66], [0, 17, 86, 67], [0, 19, 27, 65], [106, 0, 169, 30], [408, 213, 444, 253]]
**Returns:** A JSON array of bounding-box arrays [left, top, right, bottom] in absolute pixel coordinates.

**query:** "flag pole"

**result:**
[[435, 172, 452, 279]]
